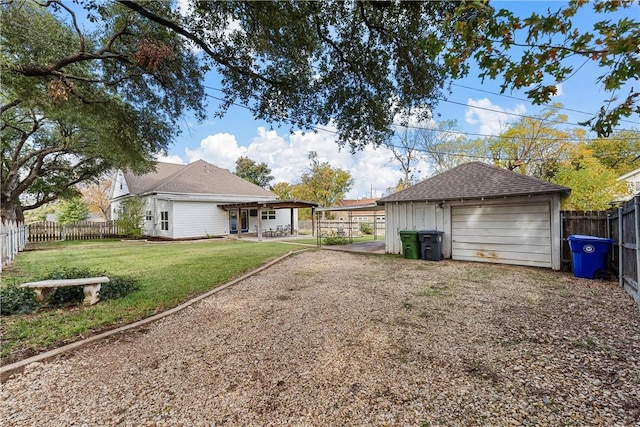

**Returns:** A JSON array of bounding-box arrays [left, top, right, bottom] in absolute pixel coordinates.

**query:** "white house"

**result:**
[[377, 162, 572, 270], [617, 168, 640, 200], [110, 160, 314, 239]]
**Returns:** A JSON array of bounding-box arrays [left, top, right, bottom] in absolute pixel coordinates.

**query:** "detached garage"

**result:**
[[378, 162, 571, 270]]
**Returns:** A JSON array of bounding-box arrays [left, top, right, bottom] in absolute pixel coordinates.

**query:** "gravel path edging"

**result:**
[[0, 250, 304, 381]]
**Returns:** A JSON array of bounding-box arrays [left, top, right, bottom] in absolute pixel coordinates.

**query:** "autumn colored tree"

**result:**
[[484, 105, 575, 179], [586, 130, 640, 176], [81, 179, 113, 221], [293, 152, 353, 209], [551, 144, 631, 210], [270, 182, 295, 200]]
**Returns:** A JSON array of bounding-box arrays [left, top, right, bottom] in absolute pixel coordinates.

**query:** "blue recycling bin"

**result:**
[[568, 235, 614, 279]]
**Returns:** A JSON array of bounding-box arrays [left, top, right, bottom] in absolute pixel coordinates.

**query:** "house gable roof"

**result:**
[[378, 162, 571, 203], [122, 160, 274, 197]]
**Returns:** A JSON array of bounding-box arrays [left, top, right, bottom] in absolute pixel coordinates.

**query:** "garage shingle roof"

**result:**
[[378, 162, 571, 203], [124, 160, 274, 197]]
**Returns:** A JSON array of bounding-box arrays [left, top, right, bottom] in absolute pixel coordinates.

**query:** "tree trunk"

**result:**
[[1, 202, 24, 223]]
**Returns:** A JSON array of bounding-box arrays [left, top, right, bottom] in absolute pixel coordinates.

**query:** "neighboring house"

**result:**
[[332, 198, 385, 223], [110, 160, 304, 239], [617, 168, 640, 200], [377, 162, 571, 270]]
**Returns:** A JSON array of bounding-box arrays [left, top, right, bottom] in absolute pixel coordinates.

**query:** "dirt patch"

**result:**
[[1, 250, 639, 426]]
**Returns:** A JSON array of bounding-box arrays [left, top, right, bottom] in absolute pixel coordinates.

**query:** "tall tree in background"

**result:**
[[551, 144, 631, 210], [234, 156, 274, 188], [57, 197, 89, 225], [386, 128, 423, 190], [81, 179, 113, 221], [587, 130, 640, 176], [485, 105, 574, 179], [418, 120, 484, 175], [270, 182, 295, 200], [1, 1, 205, 221], [293, 152, 353, 208]]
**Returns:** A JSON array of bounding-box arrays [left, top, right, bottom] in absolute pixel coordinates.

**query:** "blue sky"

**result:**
[[160, 1, 639, 199]]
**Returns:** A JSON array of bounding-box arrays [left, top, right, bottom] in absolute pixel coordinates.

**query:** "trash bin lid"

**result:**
[[418, 230, 444, 234], [568, 235, 614, 243], [399, 230, 418, 235]]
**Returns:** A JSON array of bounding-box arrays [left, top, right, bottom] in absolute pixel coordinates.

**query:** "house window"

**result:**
[[145, 210, 152, 221], [261, 209, 276, 220], [160, 211, 169, 231]]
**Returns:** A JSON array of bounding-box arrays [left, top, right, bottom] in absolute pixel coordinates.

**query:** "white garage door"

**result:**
[[451, 203, 552, 268]]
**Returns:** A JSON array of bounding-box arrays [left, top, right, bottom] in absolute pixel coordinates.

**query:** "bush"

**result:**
[[98, 276, 140, 300], [359, 222, 372, 234], [41, 267, 139, 305], [323, 231, 349, 245], [0, 282, 38, 315]]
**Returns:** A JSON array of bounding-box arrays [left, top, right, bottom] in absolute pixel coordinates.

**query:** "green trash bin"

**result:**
[[399, 230, 420, 259]]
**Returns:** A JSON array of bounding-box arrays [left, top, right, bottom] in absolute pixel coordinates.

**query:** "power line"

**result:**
[[203, 85, 637, 140]]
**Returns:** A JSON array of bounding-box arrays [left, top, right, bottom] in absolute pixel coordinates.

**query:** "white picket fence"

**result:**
[[1, 220, 28, 272]]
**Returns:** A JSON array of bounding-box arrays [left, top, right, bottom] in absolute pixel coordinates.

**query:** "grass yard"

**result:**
[[0, 239, 297, 363]]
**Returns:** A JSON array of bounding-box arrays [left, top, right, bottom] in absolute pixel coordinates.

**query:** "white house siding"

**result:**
[[151, 199, 173, 239], [451, 202, 552, 269], [171, 201, 227, 239]]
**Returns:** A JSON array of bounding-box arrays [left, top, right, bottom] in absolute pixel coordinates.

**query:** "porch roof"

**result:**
[[218, 199, 319, 211]]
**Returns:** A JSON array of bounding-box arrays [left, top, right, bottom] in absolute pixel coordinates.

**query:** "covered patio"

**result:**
[[218, 199, 318, 241]]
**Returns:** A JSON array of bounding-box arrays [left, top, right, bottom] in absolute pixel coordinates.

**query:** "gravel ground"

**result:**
[[2, 250, 639, 426]]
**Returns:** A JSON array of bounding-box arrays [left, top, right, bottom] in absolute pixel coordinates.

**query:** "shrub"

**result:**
[[359, 222, 372, 234], [98, 276, 140, 300], [0, 282, 38, 315], [41, 267, 139, 305], [323, 231, 349, 245]]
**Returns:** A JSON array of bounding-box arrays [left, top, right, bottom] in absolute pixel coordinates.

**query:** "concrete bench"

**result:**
[[21, 277, 110, 306]]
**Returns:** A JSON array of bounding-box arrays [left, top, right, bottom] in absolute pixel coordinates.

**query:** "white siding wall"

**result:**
[[172, 201, 228, 238], [384, 202, 446, 255], [154, 199, 173, 239]]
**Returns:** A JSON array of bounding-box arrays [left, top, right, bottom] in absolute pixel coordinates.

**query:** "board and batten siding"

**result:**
[[451, 202, 552, 268], [384, 202, 448, 256]]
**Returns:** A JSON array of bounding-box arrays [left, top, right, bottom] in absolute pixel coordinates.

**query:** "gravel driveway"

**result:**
[[2, 250, 639, 426]]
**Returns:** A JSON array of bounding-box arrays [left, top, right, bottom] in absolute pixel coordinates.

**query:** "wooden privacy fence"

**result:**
[[561, 195, 640, 309], [1, 220, 28, 271], [27, 221, 120, 242]]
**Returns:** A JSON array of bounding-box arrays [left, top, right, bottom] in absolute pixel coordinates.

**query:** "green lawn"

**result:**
[[0, 239, 300, 363]]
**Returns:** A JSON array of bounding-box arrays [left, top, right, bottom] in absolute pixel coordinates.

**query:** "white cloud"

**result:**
[[156, 154, 186, 165], [552, 83, 564, 97], [184, 133, 246, 171], [464, 98, 526, 136], [181, 127, 406, 199]]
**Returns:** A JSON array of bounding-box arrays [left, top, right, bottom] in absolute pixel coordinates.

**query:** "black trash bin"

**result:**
[[418, 230, 444, 261]]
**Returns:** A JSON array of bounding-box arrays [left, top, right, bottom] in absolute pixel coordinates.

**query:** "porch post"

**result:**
[[258, 207, 263, 242]]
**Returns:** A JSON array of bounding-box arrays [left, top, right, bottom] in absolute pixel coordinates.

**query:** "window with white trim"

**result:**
[[261, 209, 276, 220], [160, 211, 169, 230], [145, 210, 152, 221]]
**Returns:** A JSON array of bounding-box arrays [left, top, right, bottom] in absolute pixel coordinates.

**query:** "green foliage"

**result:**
[[39, 267, 139, 306], [323, 231, 349, 246], [444, 1, 639, 137], [1, 1, 205, 221], [57, 197, 89, 225], [551, 144, 631, 210], [98, 276, 140, 301], [292, 152, 354, 208], [359, 222, 372, 235], [0, 283, 38, 315], [587, 131, 640, 176], [235, 156, 274, 188], [0, 239, 294, 361], [116, 197, 145, 238]]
